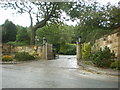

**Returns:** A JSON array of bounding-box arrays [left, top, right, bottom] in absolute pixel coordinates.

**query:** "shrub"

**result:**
[[110, 60, 120, 70], [82, 43, 91, 60], [15, 52, 35, 61], [30, 51, 37, 56], [91, 46, 115, 67], [60, 43, 76, 55], [30, 51, 40, 58], [2, 55, 13, 62], [7, 41, 29, 46]]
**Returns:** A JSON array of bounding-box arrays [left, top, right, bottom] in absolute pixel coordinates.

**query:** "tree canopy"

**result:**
[[36, 23, 74, 45], [1, 1, 120, 45], [66, 1, 120, 29], [0, 1, 69, 44], [65, 1, 120, 44], [2, 20, 17, 43], [16, 26, 30, 44]]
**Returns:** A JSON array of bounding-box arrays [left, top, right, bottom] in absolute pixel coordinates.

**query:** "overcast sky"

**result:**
[[0, 0, 119, 27]]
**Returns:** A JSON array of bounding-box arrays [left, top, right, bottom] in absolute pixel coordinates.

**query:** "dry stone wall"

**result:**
[[2, 43, 54, 60], [92, 29, 120, 60]]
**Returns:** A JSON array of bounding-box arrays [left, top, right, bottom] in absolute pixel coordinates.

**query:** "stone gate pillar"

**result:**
[[42, 43, 47, 60], [118, 32, 120, 60], [42, 43, 53, 60], [42, 37, 47, 60], [76, 42, 82, 63], [42, 36, 53, 60]]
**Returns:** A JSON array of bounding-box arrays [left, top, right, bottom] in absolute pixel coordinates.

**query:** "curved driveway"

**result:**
[[2, 55, 119, 88]]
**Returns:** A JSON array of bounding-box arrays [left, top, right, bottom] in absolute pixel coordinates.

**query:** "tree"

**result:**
[[16, 26, 30, 44], [2, 20, 17, 43], [1, 1, 68, 45], [104, 5, 120, 28], [66, 1, 120, 44], [36, 23, 75, 53], [36, 23, 74, 45], [66, 1, 120, 29]]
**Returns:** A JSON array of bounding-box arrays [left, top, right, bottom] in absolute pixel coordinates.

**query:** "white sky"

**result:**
[[0, 0, 119, 27]]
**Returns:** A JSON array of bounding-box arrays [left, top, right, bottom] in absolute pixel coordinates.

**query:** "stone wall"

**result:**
[[2, 43, 12, 54], [92, 29, 120, 60], [2, 43, 54, 60], [14, 46, 43, 55], [2, 44, 42, 55]]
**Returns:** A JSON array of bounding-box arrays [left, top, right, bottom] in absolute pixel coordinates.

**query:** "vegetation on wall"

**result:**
[[82, 43, 91, 60], [7, 41, 29, 46]]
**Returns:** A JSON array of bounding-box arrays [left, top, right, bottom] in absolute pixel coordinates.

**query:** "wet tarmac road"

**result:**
[[1, 55, 119, 88]]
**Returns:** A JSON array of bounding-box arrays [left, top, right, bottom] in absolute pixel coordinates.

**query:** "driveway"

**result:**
[[1, 55, 119, 88]]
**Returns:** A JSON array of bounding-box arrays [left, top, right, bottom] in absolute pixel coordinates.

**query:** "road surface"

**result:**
[[1, 55, 119, 88]]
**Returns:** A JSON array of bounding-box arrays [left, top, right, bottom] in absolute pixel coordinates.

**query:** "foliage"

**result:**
[[59, 43, 76, 55], [30, 51, 40, 58], [53, 44, 61, 54], [36, 24, 61, 45], [1, 1, 71, 45], [110, 60, 120, 70], [67, 2, 120, 29], [5, 25, 30, 46], [91, 46, 115, 67], [74, 24, 113, 45], [36, 23, 75, 54], [15, 52, 35, 61], [69, 1, 119, 45], [16, 26, 30, 44], [1, 2, 64, 24], [82, 43, 91, 60], [36, 23, 75, 45], [2, 20, 17, 43], [7, 41, 29, 46], [2, 55, 13, 62], [1, 1, 119, 45], [83, 61, 94, 66]]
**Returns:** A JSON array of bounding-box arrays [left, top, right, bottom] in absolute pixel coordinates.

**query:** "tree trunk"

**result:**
[[30, 14, 51, 45], [30, 28, 35, 45]]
